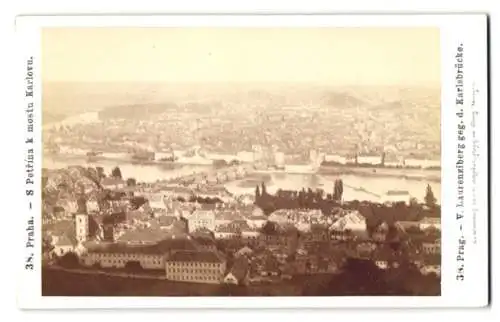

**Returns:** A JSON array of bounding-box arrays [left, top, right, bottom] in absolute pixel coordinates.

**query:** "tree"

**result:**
[[255, 185, 261, 199], [126, 178, 137, 187], [57, 252, 80, 269], [333, 179, 344, 202], [96, 166, 106, 179], [424, 184, 437, 208], [42, 236, 54, 254], [261, 182, 267, 196], [409, 197, 419, 207], [261, 221, 277, 235], [111, 166, 122, 179], [312, 258, 399, 296], [130, 196, 148, 209], [125, 261, 143, 272], [213, 159, 228, 168]]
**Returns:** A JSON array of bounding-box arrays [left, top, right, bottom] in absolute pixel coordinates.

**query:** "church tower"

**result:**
[[75, 213, 89, 243]]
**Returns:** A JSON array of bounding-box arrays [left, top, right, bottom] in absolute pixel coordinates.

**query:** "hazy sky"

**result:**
[[42, 28, 440, 85]]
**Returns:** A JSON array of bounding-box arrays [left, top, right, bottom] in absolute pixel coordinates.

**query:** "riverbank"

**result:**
[[43, 154, 441, 203], [47, 153, 441, 182], [318, 165, 441, 183]]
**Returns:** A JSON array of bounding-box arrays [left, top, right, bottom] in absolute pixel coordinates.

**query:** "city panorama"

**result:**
[[41, 27, 441, 296]]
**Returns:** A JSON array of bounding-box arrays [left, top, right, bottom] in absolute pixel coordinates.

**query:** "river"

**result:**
[[44, 155, 441, 204]]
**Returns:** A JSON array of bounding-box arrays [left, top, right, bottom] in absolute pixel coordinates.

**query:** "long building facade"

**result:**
[[80, 239, 227, 284], [165, 250, 226, 284]]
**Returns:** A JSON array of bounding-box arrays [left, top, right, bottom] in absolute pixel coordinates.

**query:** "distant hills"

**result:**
[[320, 91, 366, 107], [42, 81, 439, 122]]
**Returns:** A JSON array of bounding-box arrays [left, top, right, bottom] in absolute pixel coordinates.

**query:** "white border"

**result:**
[[15, 14, 489, 309]]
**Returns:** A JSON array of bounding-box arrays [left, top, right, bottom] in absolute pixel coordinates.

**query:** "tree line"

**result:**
[[254, 181, 439, 222]]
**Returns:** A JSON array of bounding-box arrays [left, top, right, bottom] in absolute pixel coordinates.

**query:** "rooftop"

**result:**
[[330, 210, 366, 229], [157, 216, 177, 227], [215, 210, 244, 221], [116, 226, 188, 244], [190, 209, 216, 219], [54, 235, 74, 246], [87, 237, 199, 255], [161, 186, 194, 195], [199, 204, 217, 211], [420, 217, 441, 224], [166, 250, 225, 263], [215, 225, 241, 234]]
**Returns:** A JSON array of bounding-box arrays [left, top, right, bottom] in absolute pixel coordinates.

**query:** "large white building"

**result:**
[[84, 246, 165, 269], [329, 211, 367, 233], [419, 217, 441, 231], [274, 152, 285, 168], [85, 200, 100, 213], [357, 154, 382, 166], [165, 250, 226, 284], [101, 177, 126, 190], [51, 235, 75, 257], [81, 238, 199, 270], [143, 192, 168, 209], [237, 151, 255, 163], [324, 154, 347, 165], [243, 206, 268, 229], [186, 209, 216, 233]]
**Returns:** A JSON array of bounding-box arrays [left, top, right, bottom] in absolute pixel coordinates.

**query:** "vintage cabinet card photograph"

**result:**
[[16, 14, 489, 309]]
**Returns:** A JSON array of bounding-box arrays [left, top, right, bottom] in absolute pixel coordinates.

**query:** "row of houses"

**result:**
[[49, 210, 441, 285]]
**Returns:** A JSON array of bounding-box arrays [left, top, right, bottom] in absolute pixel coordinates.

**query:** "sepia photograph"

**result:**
[[39, 26, 443, 297]]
